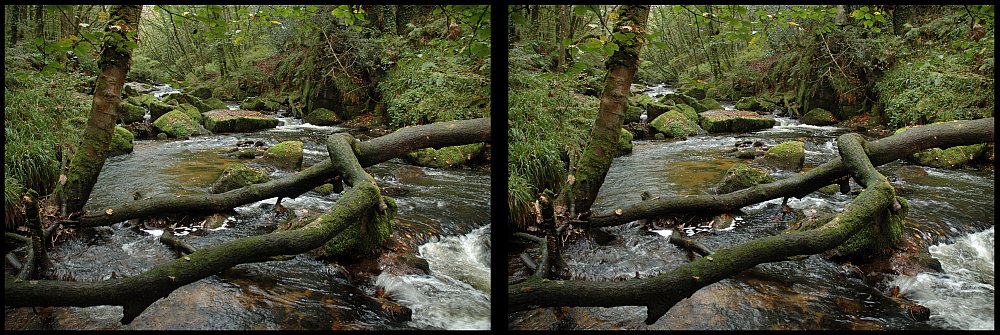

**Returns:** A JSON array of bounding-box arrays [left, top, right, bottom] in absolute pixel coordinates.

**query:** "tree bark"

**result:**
[[510, 132, 904, 325], [9, 5, 21, 47], [555, 5, 570, 72], [6, 133, 388, 325], [60, 5, 142, 214], [581, 118, 994, 228], [563, 5, 650, 213], [76, 118, 491, 228]]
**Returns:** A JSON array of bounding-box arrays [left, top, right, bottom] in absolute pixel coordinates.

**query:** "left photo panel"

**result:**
[[4, 5, 492, 330]]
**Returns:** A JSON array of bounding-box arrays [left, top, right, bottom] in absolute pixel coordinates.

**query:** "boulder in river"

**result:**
[[240, 96, 266, 111], [117, 100, 147, 124], [716, 163, 777, 194], [699, 98, 724, 111], [127, 94, 174, 120], [762, 141, 805, 172], [261, 141, 304, 171], [672, 103, 698, 123], [175, 103, 202, 124], [202, 109, 280, 133], [108, 126, 134, 157], [735, 96, 761, 111], [698, 109, 776, 133], [164, 92, 212, 113], [404, 142, 485, 168], [189, 86, 212, 100], [649, 110, 700, 139], [618, 127, 634, 155], [304, 107, 342, 126], [210, 162, 272, 194], [629, 94, 673, 122], [153, 109, 203, 138], [801, 107, 838, 126], [203, 97, 228, 111]]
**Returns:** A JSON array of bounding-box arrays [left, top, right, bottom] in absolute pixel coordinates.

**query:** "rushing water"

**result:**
[[6, 91, 491, 330], [509, 87, 994, 330]]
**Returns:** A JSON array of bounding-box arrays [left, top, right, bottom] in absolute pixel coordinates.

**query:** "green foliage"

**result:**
[[850, 6, 889, 34], [128, 55, 170, 84]]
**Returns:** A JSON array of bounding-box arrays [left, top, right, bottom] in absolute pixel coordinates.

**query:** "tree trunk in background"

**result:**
[[555, 5, 570, 72], [60, 5, 142, 214], [508, 6, 519, 45], [530, 5, 540, 39], [563, 5, 650, 214], [34, 5, 44, 38], [9, 5, 21, 47]]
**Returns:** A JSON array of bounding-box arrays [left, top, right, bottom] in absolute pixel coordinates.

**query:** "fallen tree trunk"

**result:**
[[77, 117, 490, 228], [582, 118, 994, 228], [5, 133, 388, 325], [509, 132, 906, 324]]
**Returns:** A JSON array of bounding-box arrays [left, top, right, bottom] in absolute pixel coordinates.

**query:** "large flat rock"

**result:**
[[203, 109, 279, 133], [698, 109, 775, 133]]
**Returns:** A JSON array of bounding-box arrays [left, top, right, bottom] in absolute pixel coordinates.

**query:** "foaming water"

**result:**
[[889, 227, 994, 330], [375, 225, 492, 330]]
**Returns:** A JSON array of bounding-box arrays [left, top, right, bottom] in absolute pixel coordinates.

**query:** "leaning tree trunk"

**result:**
[[563, 5, 650, 214], [60, 5, 141, 214]]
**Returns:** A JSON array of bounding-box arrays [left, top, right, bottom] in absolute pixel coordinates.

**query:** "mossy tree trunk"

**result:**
[[564, 5, 650, 214], [511, 132, 907, 325], [60, 5, 141, 214], [6, 132, 389, 325]]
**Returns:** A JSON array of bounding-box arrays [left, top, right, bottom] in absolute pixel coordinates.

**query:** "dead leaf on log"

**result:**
[[706, 256, 714, 261], [615, 208, 623, 215], [59, 174, 67, 185], [567, 174, 576, 185], [105, 208, 113, 215]]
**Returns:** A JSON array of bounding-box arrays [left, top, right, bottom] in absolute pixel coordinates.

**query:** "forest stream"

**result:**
[[509, 85, 994, 330], [5, 87, 491, 330]]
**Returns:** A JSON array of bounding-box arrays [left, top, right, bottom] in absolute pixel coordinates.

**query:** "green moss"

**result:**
[[836, 197, 908, 258], [625, 105, 644, 123], [716, 163, 777, 194], [763, 141, 805, 171], [672, 103, 698, 123], [127, 94, 174, 120], [202, 110, 280, 133], [649, 110, 699, 138], [312, 183, 336, 196], [618, 128, 634, 155], [153, 110, 201, 138], [405, 142, 485, 168], [176, 103, 202, 124], [203, 97, 228, 111], [118, 101, 147, 124], [801, 108, 838, 126], [262, 141, 304, 171], [189, 86, 212, 100], [735, 97, 761, 111], [210, 162, 272, 194], [241, 96, 266, 110], [312, 196, 397, 259], [895, 122, 991, 169], [817, 183, 841, 195], [108, 126, 135, 157], [164, 92, 212, 113], [699, 110, 776, 133], [699, 98, 723, 111], [304, 107, 341, 126]]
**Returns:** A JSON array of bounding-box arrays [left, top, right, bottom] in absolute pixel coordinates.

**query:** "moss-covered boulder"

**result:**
[[126, 94, 174, 120], [312, 183, 340, 196], [240, 96, 266, 111], [117, 101, 147, 124], [203, 97, 228, 111], [618, 128, 634, 155], [699, 98, 724, 111], [716, 163, 777, 194], [680, 86, 707, 100], [404, 143, 485, 168], [630, 94, 673, 122], [153, 110, 203, 138], [624, 105, 644, 124], [650, 110, 700, 138], [210, 163, 272, 194], [175, 103, 202, 124], [164, 92, 212, 113], [735, 97, 761, 111], [895, 123, 991, 169], [121, 84, 139, 98], [203, 109, 280, 133], [801, 107, 838, 126], [262, 141, 304, 171], [762, 141, 805, 172], [304, 107, 342, 126], [699, 110, 776, 133], [108, 126, 134, 157], [189, 86, 212, 100], [673, 104, 698, 123]]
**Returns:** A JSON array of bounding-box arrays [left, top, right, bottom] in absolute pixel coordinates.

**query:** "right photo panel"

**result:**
[[508, 5, 995, 330]]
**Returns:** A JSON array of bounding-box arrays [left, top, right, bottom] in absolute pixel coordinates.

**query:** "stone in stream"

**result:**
[[800, 107, 838, 126], [126, 94, 174, 120], [153, 110, 205, 138], [164, 92, 212, 113], [261, 141, 304, 171], [715, 163, 777, 194], [108, 126, 134, 157], [202, 109, 280, 133], [210, 162, 272, 194], [188, 86, 212, 100], [649, 110, 700, 139], [303, 107, 342, 126], [117, 100, 147, 124], [617, 128, 634, 155], [698, 109, 776, 133], [761, 141, 805, 172]]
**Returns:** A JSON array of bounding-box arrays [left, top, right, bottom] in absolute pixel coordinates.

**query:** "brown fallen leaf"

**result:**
[[105, 208, 113, 215], [615, 208, 623, 215]]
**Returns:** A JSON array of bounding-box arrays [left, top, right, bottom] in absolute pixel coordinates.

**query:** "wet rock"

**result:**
[[126, 94, 174, 120], [892, 165, 928, 181], [629, 94, 673, 122], [261, 141, 304, 171], [117, 101, 147, 124], [203, 213, 229, 230], [303, 107, 341, 126], [817, 183, 841, 195], [203, 97, 228, 111], [698, 110, 775, 133], [210, 163, 272, 194], [800, 107, 838, 126], [156, 132, 168, 140], [175, 103, 202, 124], [188, 86, 212, 100], [680, 86, 706, 100], [313, 183, 337, 196], [672, 103, 698, 123], [617, 128, 633, 156], [710, 213, 735, 230], [735, 96, 760, 111], [380, 186, 408, 197], [699, 98, 723, 111], [164, 92, 212, 113], [762, 141, 805, 172], [715, 163, 777, 194], [392, 165, 426, 182], [654, 132, 665, 140], [153, 110, 204, 138], [240, 96, 265, 110], [588, 228, 618, 246], [202, 109, 279, 133], [108, 126, 134, 157], [404, 143, 485, 168], [649, 110, 699, 139]]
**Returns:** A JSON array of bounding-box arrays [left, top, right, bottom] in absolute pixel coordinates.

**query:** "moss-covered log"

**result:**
[[6, 130, 390, 325], [76, 118, 490, 228], [509, 132, 902, 325], [582, 117, 993, 228]]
